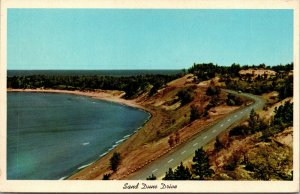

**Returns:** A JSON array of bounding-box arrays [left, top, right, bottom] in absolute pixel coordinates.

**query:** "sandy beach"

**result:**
[[7, 88, 146, 111]]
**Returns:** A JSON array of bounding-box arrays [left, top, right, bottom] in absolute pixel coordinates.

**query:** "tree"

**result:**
[[177, 89, 194, 105], [192, 147, 214, 180], [110, 152, 121, 172], [163, 168, 175, 180], [102, 173, 111, 180], [206, 86, 221, 96], [229, 125, 250, 136], [174, 162, 192, 180], [190, 105, 201, 122], [248, 109, 260, 133], [214, 136, 224, 151], [273, 101, 293, 127], [163, 163, 192, 180], [146, 174, 157, 180]]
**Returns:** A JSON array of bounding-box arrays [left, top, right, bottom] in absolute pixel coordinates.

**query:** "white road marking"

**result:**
[[212, 130, 216, 133], [181, 150, 186, 155], [203, 136, 207, 139], [241, 111, 243, 114], [168, 159, 174, 163], [234, 115, 238, 118], [152, 169, 158, 173], [193, 143, 198, 147], [220, 124, 224, 127], [228, 119, 231, 122]]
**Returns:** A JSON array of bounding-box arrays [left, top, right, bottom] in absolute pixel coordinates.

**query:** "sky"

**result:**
[[8, 9, 293, 70]]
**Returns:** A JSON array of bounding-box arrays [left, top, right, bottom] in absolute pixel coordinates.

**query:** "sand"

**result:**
[[7, 88, 145, 110]]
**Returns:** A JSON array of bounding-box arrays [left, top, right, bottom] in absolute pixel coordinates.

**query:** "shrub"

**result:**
[[102, 173, 111, 180], [229, 125, 250, 137], [206, 86, 221, 96], [177, 89, 194, 105], [146, 174, 157, 180], [110, 152, 121, 172], [190, 105, 201, 122]]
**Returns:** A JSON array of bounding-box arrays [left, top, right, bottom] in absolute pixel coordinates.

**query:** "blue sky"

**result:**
[[8, 9, 293, 70]]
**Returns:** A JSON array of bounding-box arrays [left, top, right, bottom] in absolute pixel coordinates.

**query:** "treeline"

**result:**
[[7, 74, 181, 99], [188, 62, 293, 81], [188, 63, 293, 100]]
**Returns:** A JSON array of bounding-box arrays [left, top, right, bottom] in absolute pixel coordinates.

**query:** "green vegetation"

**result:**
[[261, 101, 293, 140], [221, 102, 293, 180], [214, 136, 224, 151], [161, 147, 213, 180], [206, 86, 221, 96], [163, 162, 192, 180], [176, 88, 194, 106], [229, 102, 293, 139], [190, 105, 201, 122], [192, 147, 214, 180], [7, 74, 181, 99], [110, 152, 121, 172], [244, 142, 293, 180], [188, 62, 293, 100], [226, 93, 243, 106], [146, 174, 157, 180], [8, 63, 293, 101]]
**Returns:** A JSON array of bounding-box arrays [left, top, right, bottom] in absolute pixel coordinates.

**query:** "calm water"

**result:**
[[7, 92, 150, 180], [7, 69, 182, 77]]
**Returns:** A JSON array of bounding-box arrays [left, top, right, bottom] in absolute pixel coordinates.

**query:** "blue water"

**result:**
[[7, 92, 150, 180]]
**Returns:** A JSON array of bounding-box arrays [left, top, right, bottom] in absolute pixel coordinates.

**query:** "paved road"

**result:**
[[128, 90, 265, 180]]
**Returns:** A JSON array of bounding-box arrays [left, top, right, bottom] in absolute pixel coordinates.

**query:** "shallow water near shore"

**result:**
[[7, 92, 150, 180]]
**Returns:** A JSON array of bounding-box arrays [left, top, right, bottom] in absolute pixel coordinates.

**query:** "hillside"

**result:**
[[68, 74, 249, 180], [201, 96, 293, 180]]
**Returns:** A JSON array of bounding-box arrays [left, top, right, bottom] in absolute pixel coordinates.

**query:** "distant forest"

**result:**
[[7, 63, 293, 99]]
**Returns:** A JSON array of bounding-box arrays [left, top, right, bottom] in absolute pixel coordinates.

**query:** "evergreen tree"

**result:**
[[192, 147, 214, 180], [146, 174, 157, 180], [163, 168, 175, 180], [163, 163, 192, 180], [110, 152, 121, 172], [174, 162, 192, 180], [248, 109, 260, 133], [273, 101, 293, 127]]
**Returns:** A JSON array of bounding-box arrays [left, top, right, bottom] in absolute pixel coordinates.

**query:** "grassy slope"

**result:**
[[68, 74, 246, 180]]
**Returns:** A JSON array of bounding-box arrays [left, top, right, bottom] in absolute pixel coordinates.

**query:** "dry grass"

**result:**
[[67, 75, 242, 180]]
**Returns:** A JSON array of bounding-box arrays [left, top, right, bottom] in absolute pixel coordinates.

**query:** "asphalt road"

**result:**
[[128, 90, 265, 180]]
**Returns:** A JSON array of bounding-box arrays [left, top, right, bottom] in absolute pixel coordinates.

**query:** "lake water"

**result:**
[[7, 92, 150, 180]]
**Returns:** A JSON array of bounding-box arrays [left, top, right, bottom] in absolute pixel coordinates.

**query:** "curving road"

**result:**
[[128, 90, 265, 180]]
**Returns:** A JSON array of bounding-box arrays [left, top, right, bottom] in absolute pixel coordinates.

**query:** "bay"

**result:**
[[7, 92, 150, 180]]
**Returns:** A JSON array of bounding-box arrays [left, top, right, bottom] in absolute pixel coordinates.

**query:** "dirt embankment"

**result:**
[[8, 74, 244, 180], [239, 69, 276, 78]]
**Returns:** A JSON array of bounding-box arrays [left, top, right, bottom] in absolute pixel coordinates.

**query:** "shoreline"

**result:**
[[7, 88, 154, 180], [7, 88, 150, 112]]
